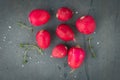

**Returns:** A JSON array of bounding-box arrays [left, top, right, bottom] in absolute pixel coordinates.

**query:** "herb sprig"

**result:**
[[19, 43, 43, 55], [19, 43, 44, 64], [17, 22, 33, 32], [87, 37, 96, 58]]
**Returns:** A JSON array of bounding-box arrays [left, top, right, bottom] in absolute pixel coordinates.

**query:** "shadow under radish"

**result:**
[[45, 27, 58, 47]]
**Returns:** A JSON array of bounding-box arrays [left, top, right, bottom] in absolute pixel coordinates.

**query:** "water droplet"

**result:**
[[97, 42, 100, 45], [37, 61, 40, 63], [29, 57, 32, 60], [94, 32, 96, 34], [75, 11, 79, 14], [3, 36, 6, 41], [8, 26, 12, 29], [3, 36, 6, 39], [21, 64, 24, 67]]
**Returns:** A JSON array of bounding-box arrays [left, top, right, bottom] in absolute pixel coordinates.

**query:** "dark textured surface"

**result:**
[[0, 0, 120, 80]]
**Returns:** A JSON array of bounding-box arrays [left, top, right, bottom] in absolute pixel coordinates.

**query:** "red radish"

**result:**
[[68, 46, 85, 69], [76, 15, 96, 34], [29, 9, 50, 26], [36, 30, 51, 49], [56, 7, 73, 21], [51, 44, 68, 58], [56, 24, 75, 41]]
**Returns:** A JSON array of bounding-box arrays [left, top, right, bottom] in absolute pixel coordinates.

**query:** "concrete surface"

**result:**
[[0, 0, 120, 80]]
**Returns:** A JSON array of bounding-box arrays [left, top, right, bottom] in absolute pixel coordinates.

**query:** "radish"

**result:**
[[68, 46, 85, 69], [76, 15, 96, 34], [56, 24, 75, 41], [51, 44, 68, 58], [56, 7, 73, 21], [29, 9, 50, 26], [36, 30, 51, 49]]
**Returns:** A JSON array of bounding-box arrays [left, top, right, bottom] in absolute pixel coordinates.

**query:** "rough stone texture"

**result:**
[[0, 0, 120, 80]]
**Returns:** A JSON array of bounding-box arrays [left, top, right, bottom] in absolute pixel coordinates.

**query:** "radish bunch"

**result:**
[[28, 7, 96, 70]]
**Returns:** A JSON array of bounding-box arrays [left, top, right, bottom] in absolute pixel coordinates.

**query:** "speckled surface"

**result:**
[[0, 0, 120, 80]]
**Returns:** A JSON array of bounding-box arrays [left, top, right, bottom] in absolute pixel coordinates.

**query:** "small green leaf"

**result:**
[[31, 28, 34, 32], [19, 43, 44, 55], [23, 59, 28, 64], [91, 53, 96, 58], [88, 46, 94, 49], [23, 50, 28, 64], [19, 43, 24, 48], [17, 22, 33, 31], [87, 37, 96, 58], [87, 37, 93, 41]]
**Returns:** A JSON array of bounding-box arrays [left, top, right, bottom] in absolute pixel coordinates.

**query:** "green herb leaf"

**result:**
[[19, 43, 43, 55], [23, 50, 28, 64], [19, 43, 25, 48], [87, 37, 96, 58], [17, 22, 33, 32], [87, 37, 93, 41]]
